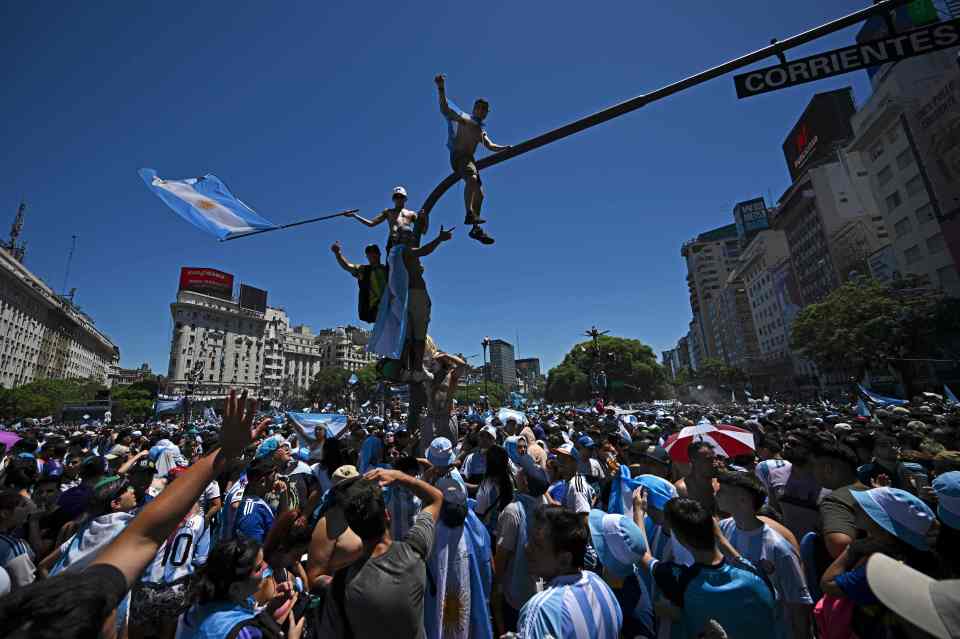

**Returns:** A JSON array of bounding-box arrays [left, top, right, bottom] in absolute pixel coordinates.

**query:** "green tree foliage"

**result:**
[[0, 378, 107, 420], [308, 367, 350, 406], [351, 364, 381, 404], [791, 277, 955, 396], [694, 358, 746, 388], [546, 335, 667, 403], [112, 381, 158, 422], [454, 381, 505, 408]]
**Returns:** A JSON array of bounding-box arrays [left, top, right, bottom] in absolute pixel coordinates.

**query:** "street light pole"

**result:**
[[482, 337, 491, 409]]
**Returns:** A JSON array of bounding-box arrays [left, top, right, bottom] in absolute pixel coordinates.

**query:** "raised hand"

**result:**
[[439, 225, 454, 242], [220, 389, 269, 461], [434, 73, 446, 88], [331, 241, 342, 254]]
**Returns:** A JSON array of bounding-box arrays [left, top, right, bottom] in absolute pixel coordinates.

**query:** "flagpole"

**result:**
[[222, 209, 359, 241]]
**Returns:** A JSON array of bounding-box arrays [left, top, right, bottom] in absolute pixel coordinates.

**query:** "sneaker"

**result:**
[[468, 225, 495, 245], [464, 213, 487, 225]]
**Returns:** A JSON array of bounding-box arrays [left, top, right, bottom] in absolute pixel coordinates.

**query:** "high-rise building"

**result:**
[[681, 224, 741, 360], [846, 49, 960, 295], [0, 225, 118, 389], [488, 339, 517, 389], [710, 273, 760, 372]]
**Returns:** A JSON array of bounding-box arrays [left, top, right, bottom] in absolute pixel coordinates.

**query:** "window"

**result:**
[[905, 244, 923, 265], [886, 191, 903, 212], [897, 149, 914, 170], [916, 203, 935, 224], [906, 175, 925, 197], [877, 165, 894, 186], [927, 233, 945, 254], [894, 217, 912, 237], [871, 141, 885, 160]]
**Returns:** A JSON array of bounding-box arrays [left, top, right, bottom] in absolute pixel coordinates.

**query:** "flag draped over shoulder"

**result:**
[[287, 412, 349, 443], [858, 384, 908, 407], [139, 168, 278, 241]]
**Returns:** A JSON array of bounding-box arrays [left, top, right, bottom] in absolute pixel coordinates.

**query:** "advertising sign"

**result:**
[[781, 89, 857, 181], [178, 267, 234, 300], [734, 18, 960, 99], [238, 284, 268, 313]]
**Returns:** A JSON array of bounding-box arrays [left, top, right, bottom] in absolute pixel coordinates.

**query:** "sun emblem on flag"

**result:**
[[441, 587, 469, 636], [197, 199, 216, 210]]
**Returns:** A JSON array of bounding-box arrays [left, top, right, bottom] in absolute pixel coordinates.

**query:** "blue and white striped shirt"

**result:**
[[385, 484, 421, 541], [518, 570, 622, 639], [718, 518, 812, 639]]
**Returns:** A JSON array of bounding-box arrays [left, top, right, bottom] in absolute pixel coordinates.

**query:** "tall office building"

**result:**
[[681, 224, 741, 360], [488, 339, 517, 389]]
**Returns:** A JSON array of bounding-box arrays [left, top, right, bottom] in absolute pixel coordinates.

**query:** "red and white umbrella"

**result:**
[[664, 421, 755, 463]]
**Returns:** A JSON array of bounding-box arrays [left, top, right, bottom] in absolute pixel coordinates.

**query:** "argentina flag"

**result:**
[[139, 168, 278, 241], [287, 411, 350, 443]]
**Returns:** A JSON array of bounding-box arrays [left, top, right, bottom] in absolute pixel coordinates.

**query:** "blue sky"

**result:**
[[1, 0, 879, 374]]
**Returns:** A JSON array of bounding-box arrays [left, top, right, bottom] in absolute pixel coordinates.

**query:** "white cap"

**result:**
[[392, 186, 407, 198]]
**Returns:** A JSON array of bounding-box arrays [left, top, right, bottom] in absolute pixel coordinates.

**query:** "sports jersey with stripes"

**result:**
[[518, 570, 623, 639], [718, 518, 812, 639], [142, 513, 208, 584]]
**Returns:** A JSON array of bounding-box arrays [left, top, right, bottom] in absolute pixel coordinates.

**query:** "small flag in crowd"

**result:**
[[856, 398, 871, 418], [139, 169, 279, 241], [858, 383, 909, 407], [348, 373, 359, 386], [945, 384, 959, 406], [287, 411, 349, 443]]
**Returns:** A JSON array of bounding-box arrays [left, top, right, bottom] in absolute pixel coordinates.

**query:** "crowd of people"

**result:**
[[0, 385, 959, 639]]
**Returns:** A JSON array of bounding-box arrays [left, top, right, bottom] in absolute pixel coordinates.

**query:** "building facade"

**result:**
[[846, 49, 960, 296], [108, 363, 152, 387], [681, 224, 741, 361], [0, 245, 118, 389], [488, 339, 517, 389]]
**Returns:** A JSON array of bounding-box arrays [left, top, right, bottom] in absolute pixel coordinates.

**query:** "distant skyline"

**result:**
[[2, 0, 884, 376]]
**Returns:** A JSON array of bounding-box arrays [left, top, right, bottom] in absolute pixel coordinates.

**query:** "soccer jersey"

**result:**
[[563, 474, 595, 514], [143, 513, 207, 584], [718, 518, 812, 639], [235, 496, 275, 544], [0, 532, 35, 589], [651, 557, 775, 639], [754, 459, 792, 504], [518, 570, 623, 639], [219, 474, 247, 541]]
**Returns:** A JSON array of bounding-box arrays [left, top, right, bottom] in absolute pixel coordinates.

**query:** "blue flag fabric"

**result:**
[[945, 385, 959, 405], [858, 384, 908, 406], [367, 245, 409, 360], [154, 398, 184, 415], [139, 169, 278, 241], [856, 398, 871, 418], [348, 373, 359, 386], [510, 392, 526, 410], [444, 98, 484, 151], [287, 412, 349, 442]]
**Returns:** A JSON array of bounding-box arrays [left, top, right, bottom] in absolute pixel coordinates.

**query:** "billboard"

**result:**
[[179, 267, 234, 300], [782, 89, 856, 181], [239, 284, 268, 313]]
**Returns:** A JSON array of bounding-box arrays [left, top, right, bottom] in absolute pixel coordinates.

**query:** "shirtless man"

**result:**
[[345, 186, 420, 251], [675, 440, 723, 516], [435, 74, 511, 246]]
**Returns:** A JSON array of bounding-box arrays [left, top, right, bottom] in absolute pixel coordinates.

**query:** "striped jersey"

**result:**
[[754, 459, 792, 503], [0, 533, 33, 567], [142, 513, 208, 584], [563, 474, 595, 514], [518, 570, 622, 639], [219, 474, 247, 541], [385, 484, 421, 541], [718, 518, 812, 639], [235, 495, 275, 544]]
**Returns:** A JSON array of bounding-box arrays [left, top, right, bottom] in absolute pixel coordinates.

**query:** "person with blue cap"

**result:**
[[575, 434, 604, 481], [933, 471, 960, 578], [820, 486, 941, 639], [425, 437, 467, 492]]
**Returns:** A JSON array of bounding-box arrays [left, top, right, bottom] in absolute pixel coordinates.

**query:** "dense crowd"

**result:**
[[0, 386, 958, 639]]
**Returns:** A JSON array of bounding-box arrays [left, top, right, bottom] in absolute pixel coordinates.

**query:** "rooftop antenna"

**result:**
[[62, 234, 77, 297], [2, 201, 27, 262]]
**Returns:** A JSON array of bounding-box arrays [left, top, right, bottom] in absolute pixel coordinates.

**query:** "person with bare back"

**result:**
[[435, 73, 511, 246], [345, 186, 420, 251]]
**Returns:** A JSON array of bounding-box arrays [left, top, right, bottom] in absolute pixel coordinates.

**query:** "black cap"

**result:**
[[643, 445, 671, 466], [129, 458, 157, 475]]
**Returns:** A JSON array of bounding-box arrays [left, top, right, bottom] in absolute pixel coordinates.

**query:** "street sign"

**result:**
[[734, 18, 960, 98]]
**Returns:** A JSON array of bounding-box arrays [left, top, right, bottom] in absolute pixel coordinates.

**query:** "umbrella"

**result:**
[[664, 422, 755, 463], [0, 431, 22, 450]]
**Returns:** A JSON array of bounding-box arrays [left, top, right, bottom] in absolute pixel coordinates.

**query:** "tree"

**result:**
[[791, 277, 955, 397], [454, 381, 506, 408], [111, 381, 158, 422], [694, 358, 746, 389], [546, 335, 667, 403], [352, 364, 381, 404], [0, 378, 107, 419], [308, 367, 350, 406]]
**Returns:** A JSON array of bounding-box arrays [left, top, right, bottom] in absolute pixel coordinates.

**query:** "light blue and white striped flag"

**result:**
[[288, 411, 349, 442], [139, 168, 278, 241]]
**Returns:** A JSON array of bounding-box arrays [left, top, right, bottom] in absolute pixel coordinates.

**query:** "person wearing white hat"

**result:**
[[866, 553, 960, 639], [344, 185, 419, 251]]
